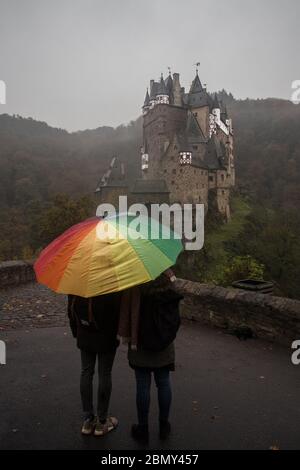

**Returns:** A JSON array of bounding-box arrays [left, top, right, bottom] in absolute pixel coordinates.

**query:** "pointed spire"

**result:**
[[149, 80, 158, 101], [189, 73, 203, 94], [143, 88, 150, 107], [157, 73, 168, 95]]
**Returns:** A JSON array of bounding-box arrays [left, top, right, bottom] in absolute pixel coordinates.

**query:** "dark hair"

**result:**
[[140, 274, 171, 295]]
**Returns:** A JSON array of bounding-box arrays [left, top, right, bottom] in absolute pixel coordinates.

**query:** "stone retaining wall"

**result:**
[[174, 279, 300, 346], [0, 261, 35, 288]]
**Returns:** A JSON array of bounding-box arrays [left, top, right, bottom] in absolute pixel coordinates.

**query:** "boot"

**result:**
[[131, 424, 149, 445], [159, 420, 171, 440]]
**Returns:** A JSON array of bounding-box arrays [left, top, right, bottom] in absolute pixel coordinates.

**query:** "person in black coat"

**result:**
[[68, 292, 121, 436], [127, 272, 183, 444]]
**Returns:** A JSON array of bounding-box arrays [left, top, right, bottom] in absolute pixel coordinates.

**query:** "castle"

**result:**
[[96, 68, 235, 219]]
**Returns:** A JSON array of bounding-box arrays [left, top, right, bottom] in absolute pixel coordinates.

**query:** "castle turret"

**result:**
[[149, 79, 158, 108], [142, 88, 150, 115], [189, 71, 203, 95], [165, 73, 173, 103], [188, 71, 211, 138], [156, 74, 169, 104]]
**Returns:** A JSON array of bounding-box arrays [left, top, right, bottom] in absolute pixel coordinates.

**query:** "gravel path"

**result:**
[[0, 283, 67, 331]]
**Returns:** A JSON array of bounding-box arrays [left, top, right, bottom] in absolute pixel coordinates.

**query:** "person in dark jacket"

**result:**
[[126, 272, 183, 444], [68, 291, 121, 436]]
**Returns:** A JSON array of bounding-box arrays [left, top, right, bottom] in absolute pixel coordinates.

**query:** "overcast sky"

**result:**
[[0, 0, 299, 131]]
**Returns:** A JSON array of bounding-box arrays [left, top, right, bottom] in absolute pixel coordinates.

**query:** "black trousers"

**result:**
[[135, 367, 172, 426], [80, 349, 116, 421]]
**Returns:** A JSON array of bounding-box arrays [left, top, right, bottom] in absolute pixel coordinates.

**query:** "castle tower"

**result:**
[[188, 71, 211, 138], [156, 74, 169, 104], [142, 73, 187, 179]]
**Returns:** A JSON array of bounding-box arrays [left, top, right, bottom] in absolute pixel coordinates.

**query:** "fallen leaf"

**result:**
[[269, 445, 280, 451]]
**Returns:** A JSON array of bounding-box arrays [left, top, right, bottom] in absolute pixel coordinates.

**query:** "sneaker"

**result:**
[[131, 424, 149, 445], [159, 420, 171, 440], [94, 416, 118, 436], [81, 416, 96, 435]]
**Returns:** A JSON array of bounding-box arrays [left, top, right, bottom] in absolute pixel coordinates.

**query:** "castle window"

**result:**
[[221, 174, 225, 182], [164, 169, 167, 174], [209, 176, 214, 182], [157, 95, 169, 105], [171, 180, 175, 185], [141, 153, 149, 171], [179, 151, 192, 165], [174, 145, 178, 150], [193, 145, 198, 150]]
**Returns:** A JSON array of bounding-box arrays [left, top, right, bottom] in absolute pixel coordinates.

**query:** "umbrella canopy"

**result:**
[[34, 214, 183, 297]]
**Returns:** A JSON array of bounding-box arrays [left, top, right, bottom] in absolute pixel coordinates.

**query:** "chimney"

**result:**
[[172, 73, 182, 107]]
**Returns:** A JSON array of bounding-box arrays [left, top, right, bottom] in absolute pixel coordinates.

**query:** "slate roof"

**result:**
[[186, 89, 213, 108], [165, 74, 173, 94], [143, 89, 150, 107], [95, 156, 128, 191], [203, 135, 226, 170], [149, 81, 159, 100], [186, 111, 206, 143], [131, 179, 170, 194], [189, 73, 203, 94], [157, 75, 168, 95]]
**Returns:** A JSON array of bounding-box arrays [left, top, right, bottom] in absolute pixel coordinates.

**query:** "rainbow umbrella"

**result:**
[[34, 213, 183, 297]]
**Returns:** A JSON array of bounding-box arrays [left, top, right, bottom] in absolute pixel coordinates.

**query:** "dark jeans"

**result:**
[[80, 349, 116, 421], [134, 367, 172, 426]]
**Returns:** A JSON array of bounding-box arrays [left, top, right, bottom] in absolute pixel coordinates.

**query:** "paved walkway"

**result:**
[[0, 284, 300, 449], [0, 283, 67, 330]]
